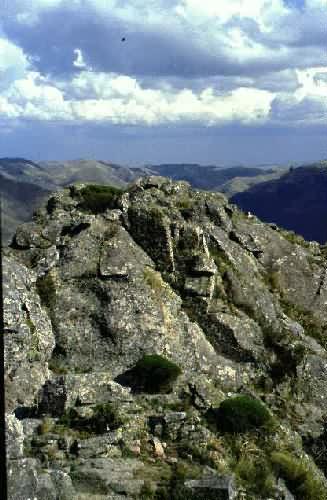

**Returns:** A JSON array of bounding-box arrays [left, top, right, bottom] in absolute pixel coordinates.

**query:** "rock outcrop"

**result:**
[[4, 176, 327, 499]]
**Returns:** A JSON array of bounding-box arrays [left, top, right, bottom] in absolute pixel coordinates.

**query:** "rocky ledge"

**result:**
[[4, 176, 327, 499]]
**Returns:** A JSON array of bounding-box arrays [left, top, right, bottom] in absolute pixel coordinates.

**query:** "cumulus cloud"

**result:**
[[0, 37, 30, 90], [0, 0, 325, 133], [0, 70, 274, 125]]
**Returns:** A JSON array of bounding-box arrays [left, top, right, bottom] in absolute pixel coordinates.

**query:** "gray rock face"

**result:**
[[5, 176, 327, 499], [184, 474, 236, 500], [3, 255, 55, 412]]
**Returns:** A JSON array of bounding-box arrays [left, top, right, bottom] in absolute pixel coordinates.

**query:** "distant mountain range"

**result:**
[[3, 157, 327, 245], [0, 158, 287, 244], [150, 163, 285, 194], [231, 161, 327, 244]]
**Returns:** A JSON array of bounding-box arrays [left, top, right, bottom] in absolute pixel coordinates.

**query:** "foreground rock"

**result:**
[[4, 177, 327, 499]]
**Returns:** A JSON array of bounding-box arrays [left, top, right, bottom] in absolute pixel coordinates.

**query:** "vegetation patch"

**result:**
[[24, 314, 41, 362], [212, 395, 274, 434], [235, 454, 276, 498], [135, 355, 182, 394], [280, 297, 327, 349], [48, 356, 68, 375], [177, 441, 216, 469], [116, 355, 182, 394], [176, 196, 196, 219], [143, 267, 166, 293], [280, 229, 311, 248], [209, 246, 231, 277], [271, 451, 327, 500], [146, 461, 207, 500], [263, 269, 281, 293], [36, 273, 56, 309], [59, 403, 123, 435], [37, 417, 55, 435], [78, 184, 124, 213], [46, 196, 57, 214]]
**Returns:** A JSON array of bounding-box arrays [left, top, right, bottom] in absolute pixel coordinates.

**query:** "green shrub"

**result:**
[[79, 184, 124, 213], [215, 395, 273, 433], [133, 355, 182, 394], [46, 196, 57, 214], [271, 451, 327, 500], [36, 273, 56, 309]]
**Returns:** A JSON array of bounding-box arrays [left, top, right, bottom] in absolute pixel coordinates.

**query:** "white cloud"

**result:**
[[0, 69, 275, 125], [175, 0, 289, 30], [73, 48, 88, 70], [295, 67, 327, 99], [8, 0, 64, 25], [1, 72, 70, 120], [0, 65, 325, 127], [1, 0, 325, 130], [0, 38, 30, 91]]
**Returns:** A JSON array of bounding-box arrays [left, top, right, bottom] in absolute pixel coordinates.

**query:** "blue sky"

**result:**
[[0, 0, 325, 165]]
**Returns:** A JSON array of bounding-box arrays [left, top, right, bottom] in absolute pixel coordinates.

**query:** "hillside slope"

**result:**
[[1, 173, 51, 244], [231, 162, 327, 244], [151, 163, 285, 193], [5, 177, 327, 499], [0, 158, 148, 244]]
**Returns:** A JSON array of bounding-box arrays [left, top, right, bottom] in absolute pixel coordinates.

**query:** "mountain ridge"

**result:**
[[4, 176, 327, 499]]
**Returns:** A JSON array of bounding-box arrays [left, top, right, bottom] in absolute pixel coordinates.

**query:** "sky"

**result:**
[[0, 0, 325, 165]]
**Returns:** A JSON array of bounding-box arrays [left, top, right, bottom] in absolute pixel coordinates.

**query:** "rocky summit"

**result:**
[[4, 176, 327, 500]]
